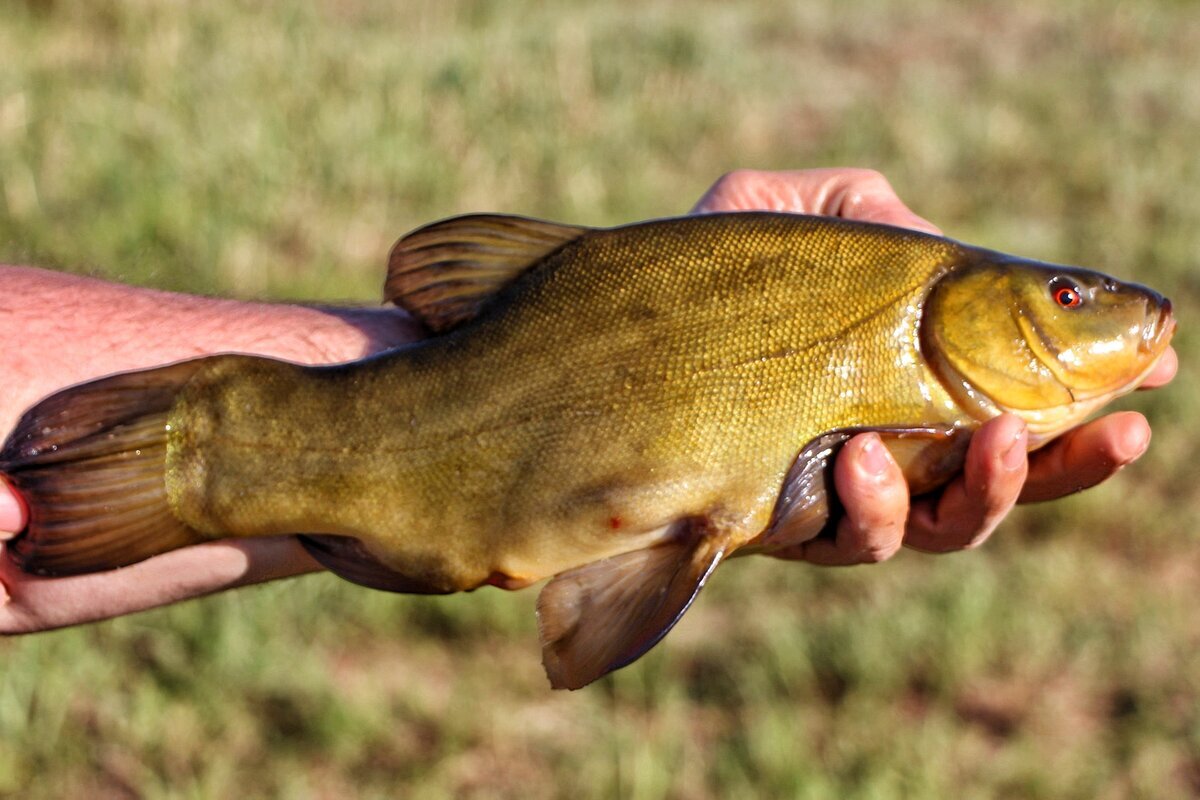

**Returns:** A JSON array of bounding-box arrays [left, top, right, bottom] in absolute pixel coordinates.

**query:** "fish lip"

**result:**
[[1141, 298, 1175, 354]]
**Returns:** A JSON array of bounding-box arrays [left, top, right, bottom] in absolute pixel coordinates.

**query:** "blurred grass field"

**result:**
[[2, 0, 1199, 797]]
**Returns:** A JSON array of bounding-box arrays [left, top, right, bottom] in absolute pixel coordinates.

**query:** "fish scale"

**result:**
[[0, 211, 1174, 689]]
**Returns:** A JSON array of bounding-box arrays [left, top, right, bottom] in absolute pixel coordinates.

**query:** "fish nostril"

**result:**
[[1104, 279, 1118, 292]]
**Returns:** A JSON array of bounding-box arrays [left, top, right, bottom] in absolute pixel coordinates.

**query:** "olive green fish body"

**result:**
[[0, 212, 1174, 689], [169, 215, 966, 589]]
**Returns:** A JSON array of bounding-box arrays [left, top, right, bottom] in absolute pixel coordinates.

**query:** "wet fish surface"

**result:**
[[0, 212, 1175, 689]]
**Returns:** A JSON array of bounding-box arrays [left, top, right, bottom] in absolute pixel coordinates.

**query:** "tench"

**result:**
[[0, 212, 1174, 689]]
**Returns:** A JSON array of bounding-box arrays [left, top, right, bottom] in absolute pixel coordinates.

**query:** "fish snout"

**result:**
[[1141, 296, 1175, 355]]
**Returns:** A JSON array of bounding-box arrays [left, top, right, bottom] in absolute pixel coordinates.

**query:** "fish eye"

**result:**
[[1049, 277, 1084, 309]]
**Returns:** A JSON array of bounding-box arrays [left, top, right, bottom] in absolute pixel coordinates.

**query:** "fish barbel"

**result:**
[[0, 212, 1175, 688]]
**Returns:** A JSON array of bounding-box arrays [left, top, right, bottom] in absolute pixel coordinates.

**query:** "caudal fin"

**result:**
[[0, 360, 214, 575]]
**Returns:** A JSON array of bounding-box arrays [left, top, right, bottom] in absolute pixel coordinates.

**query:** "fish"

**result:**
[[0, 212, 1175, 689]]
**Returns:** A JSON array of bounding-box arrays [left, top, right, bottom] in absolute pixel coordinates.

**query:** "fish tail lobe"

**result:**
[[0, 360, 213, 575]]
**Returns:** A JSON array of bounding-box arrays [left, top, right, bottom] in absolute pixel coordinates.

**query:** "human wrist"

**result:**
[[290, 304, 424, 363]]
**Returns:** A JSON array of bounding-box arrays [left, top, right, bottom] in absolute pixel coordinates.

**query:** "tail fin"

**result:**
[[0, 360, 214, 575]]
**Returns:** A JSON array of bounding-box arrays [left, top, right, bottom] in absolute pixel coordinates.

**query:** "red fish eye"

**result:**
[[1053, 286, 1082, 308]]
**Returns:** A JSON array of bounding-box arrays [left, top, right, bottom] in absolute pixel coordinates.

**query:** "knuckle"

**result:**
[[915, 512, 983, 553], [864, 168, 889, 187], [839, 190, 866, 213], [964, 516, 1002, 548], [855, 542, 899, 564], [921, 534, 974, 554], [845, 167, 886, 188], [905, 538, 954, 555], [969, 463, 1023, 514], [842, 516, 903, 563], [979, 481, 1020, 519], [715, 168, 757, 189], [940, 519, 994, 552]]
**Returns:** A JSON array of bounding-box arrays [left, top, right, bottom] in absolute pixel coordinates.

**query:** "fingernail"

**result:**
[[1002, 424, 1027, 471], [860, 434, 891, 476], [0, 479, 26, 537]]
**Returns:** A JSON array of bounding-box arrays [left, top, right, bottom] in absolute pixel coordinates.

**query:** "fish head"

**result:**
[[922, 252, 1175, 444]]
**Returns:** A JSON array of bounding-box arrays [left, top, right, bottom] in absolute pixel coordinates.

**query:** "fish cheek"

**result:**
[[1019, 290, 1155, 396], [925, 300, 1073, 412]]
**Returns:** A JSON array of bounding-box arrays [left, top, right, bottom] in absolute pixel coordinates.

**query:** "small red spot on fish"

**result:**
[[608, 516, 623, 530]]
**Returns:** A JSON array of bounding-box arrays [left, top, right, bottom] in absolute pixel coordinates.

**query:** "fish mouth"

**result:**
[[1141, 297, 1175, 355]]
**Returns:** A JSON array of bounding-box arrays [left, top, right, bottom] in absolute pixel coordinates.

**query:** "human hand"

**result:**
[[690, 168, 1177, 564], [0, 171, 1176, 633], [0, 523, 319, 634], [0, 270, 418, 634]]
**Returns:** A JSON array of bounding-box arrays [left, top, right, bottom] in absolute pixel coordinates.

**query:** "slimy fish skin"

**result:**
[[0, 212, 1174, 689]]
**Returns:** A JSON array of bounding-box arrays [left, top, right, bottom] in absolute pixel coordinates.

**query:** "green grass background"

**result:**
[[2, 1, 1199, 797]]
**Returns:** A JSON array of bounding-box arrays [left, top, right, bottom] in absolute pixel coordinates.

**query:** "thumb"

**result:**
[[0, 477, 27, 538]]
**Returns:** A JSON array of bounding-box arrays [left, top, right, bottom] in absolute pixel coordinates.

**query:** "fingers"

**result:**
[[800, 433, 909, 566], [689, 168, 942, 235], [0, 536, 323, 635], [905, 414, 1028, 553], [1019, 411, 1150, 504], [1140, 346, 1176, 389], [0, 473, 323, 633], [0, 476, 26, 539], [804, 168, 943, 234]]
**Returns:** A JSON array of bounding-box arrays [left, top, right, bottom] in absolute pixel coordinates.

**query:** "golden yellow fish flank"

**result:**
[[0, 212, 1175, 689]]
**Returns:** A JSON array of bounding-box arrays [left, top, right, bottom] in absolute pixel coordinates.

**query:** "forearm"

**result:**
[[0, 265, 421, 433], [0, 264, 424, 630]]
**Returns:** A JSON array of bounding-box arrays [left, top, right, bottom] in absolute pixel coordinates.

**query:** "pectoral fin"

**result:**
[[757, 425, 970, 553], [536, 522, 728, 690], [756, 430, 857, 553]]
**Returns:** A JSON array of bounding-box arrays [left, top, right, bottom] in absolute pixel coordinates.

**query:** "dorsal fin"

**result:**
[[386, 214, 591, 333]]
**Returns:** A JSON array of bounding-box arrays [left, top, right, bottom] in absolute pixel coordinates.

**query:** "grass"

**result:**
[[2, 0, 1200, 797]]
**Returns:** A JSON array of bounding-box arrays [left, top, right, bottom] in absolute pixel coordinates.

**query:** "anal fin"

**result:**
[[536, 520, 727, 690]]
